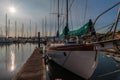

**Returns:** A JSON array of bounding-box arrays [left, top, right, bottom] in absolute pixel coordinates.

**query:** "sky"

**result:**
[[0, 0, 119, 37]]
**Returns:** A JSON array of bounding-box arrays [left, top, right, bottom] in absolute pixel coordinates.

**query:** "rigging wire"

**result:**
[[70, 9, 73, 30], [68, 0, 75, 31], [49, 0, 52, 36], [59, 0, 76, 31], [59, 0, 64, 33], [96, 21, 120, 41], [60, 15, 65, 33], [68, 0, 76, 12], [96, 20, 120, 32], [96, 23, 114, 31], [79, 0, 84, 25], [61, 0, 64, 15], [52, 0, 57, 35], [83, 0, 88, 23]]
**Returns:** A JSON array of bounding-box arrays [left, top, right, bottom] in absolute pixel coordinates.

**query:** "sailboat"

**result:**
[[46, 20, 97, 79], [46, 1, 120, 79]]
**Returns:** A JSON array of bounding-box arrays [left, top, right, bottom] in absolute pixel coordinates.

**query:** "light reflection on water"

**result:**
[[0, 43, 37, 80], [10, 49, 15, 72]]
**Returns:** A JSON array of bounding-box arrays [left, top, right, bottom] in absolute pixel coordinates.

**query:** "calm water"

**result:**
[[1, 43, 120, 80], [0, 43, 37, 80]]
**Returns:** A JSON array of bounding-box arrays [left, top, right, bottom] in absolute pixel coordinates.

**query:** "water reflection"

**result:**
[[10, 49, 15, 72], [0, 43, 37, 80]]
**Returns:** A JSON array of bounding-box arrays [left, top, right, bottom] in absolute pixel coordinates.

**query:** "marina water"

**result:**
[[0, 43, 37, 80], [0, 43, 120, 80]]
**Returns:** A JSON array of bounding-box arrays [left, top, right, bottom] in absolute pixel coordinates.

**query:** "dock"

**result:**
[[12, 48, 46, 80]]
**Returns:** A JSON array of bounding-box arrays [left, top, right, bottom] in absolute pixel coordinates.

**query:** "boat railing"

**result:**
[[93, 2, 120, 27], [93, 2, 120, 41]]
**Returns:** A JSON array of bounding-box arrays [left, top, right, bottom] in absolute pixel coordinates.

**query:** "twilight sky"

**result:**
[[0, 0, 119, 37]]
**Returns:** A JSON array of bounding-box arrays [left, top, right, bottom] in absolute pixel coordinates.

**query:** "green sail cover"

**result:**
[[69, 20, 91, 36], [60, 19, 93, 38]]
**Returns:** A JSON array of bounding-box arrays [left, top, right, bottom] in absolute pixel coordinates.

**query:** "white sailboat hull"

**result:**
[[47, 50, 98, 79]]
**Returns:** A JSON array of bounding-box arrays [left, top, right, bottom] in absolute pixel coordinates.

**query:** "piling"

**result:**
[[38, 32, 40, 48]]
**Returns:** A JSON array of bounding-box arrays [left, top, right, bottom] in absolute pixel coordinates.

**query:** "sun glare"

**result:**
[[9, 6, 16, 14]]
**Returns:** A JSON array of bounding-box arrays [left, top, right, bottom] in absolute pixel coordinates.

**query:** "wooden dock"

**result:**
[[12, 48, 46, 80]]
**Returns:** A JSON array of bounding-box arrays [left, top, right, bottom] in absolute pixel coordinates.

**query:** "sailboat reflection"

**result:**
[[10, 49, 15, 72]]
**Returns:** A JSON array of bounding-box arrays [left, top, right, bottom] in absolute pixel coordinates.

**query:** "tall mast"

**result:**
[[5, 14, 8, 38], [15, 21, 17, 38], [0, 27, 2, 36], [45, 17, 47, 37], [57, 0, 60, 37], [21, 23, 24, 37], [64, 0, 69, 39], [27, 29, 28, 38], [30, 20, 31, 38], [42, 19, 44, 37], [66, 0, 68, 27], [35, 23, 37, 37], [49, 16, 52, 36], [8, 19, 10, 37]]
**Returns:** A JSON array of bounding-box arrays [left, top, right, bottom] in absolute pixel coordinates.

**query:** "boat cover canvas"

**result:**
[[60, 19, 93, 38]]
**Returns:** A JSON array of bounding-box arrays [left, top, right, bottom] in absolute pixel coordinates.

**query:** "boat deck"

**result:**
[[12, 48, 46, 80]]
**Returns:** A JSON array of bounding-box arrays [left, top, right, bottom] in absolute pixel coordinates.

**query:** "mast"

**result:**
[[0, 27, 2, 36], [64, 0, 69, 39], [27, 29, 28, 39], [49, 16, 52, 36], [66, 0, 68, 27], [21, 23, 24, 37], [30, 20, 31, 38], [42, 19, 44, 37], [15, 21, 17, 38], [8, 19, 10, 37], [57, 0, 60, 37], [35, 23, 37, 37], [45, 17, 47, 37], [5, 14, 8, 38]]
